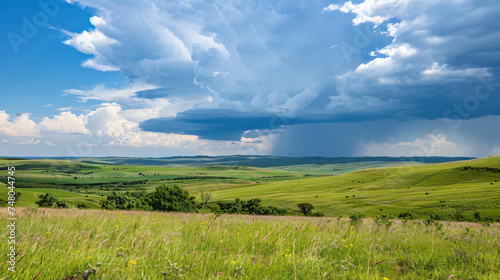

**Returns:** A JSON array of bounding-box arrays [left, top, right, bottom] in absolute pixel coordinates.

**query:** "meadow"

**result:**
[[1, 156, 499, 221], [208, 156, 500, 221], [0, 208, 498, 279], [0, 156, 499, 279], [0, 157, 417, 212]]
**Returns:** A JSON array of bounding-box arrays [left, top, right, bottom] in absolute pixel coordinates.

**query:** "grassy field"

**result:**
[[0, 158, 315, 209], [1, 157, 500, 221], [0, 158, 417, 210], [1, 208, 498, 279], [207, 156, 500, 221], [0, 185, 102, 209], [1, 157, 499, 278]]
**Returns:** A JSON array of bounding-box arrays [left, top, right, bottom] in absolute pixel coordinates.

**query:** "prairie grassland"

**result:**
[[210, 156, 500, 219], [2, 157, 500, 221], [1, 208, 499, 279]]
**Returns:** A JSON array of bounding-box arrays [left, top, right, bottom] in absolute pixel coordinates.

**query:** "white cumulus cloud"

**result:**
[[39, 111, 90, 134], [0, 111, 38, 136]]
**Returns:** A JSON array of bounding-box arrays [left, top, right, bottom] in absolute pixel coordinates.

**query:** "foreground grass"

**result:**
[[1, 208, 499, 279]]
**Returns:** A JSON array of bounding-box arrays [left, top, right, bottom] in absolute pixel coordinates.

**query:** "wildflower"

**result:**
[[45, 232, 50, 234], [350, 244, 353, 247], [87, 256, 92, 259], [237, 233, 240, 235], [345, 245, 348, 248], [382, 277, 389, 280], [128, 260, 136, 265], [341, 239, 345, 242], [231, 261, 236, 264], [119, 247, 126, 250], [116, 225, 119, 228], [76, 251, 81, 253], [121, 215, 126, 218]]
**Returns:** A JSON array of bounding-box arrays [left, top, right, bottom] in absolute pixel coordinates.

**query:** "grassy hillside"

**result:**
[[1, 156, 499, 222], [0, 208, 498, 279], [0, 159, 312, 208], [208, 156, 500, 221], [0, 157, 413, 210], [0, 184, 102, 208]]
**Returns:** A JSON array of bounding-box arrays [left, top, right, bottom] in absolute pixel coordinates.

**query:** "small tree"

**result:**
[[297, 203, 314, 216], [200, 192, 212, 205], [35, 193, 58, 207]]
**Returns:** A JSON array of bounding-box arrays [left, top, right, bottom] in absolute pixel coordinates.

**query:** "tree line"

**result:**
[[30, 184, 326, 218]]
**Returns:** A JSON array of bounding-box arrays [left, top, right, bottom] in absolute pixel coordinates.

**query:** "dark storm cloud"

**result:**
[[139, 109, 291, 141], [61, 0, 500, 156]]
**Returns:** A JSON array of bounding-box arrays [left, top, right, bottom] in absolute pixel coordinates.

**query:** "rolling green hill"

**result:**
[[207, 156, 500, 221], [0, 184, 102, 208], [1, 156, 499, 222]]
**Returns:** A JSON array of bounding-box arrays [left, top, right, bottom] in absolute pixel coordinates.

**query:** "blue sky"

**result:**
[[0, 0, 499, 158]]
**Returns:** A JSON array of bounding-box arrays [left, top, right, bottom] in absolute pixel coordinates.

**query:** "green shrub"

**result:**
[[216, 198, 287, 216], [398, 212, 414, 220], [101, 192, 142, 210], [146, 185, 198, 213], [77, 203, 90, 209], [56, 200, 69, 209]]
